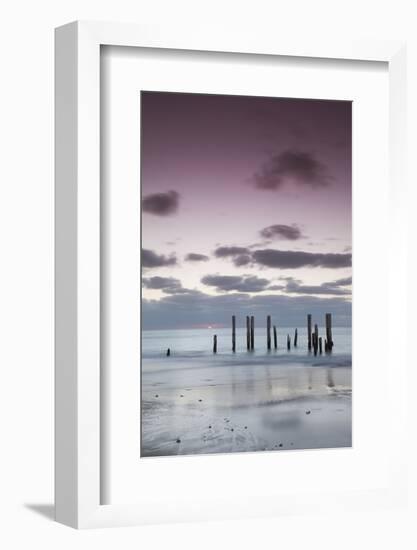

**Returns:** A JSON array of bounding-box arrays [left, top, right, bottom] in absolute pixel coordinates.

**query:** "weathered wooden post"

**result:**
[[319, 337, 323, 354], [232, 315, 236, 353], [213, 334, 217, 354], [287, 334, 291, 350], [325, 313, 333, 350], [314, 324, 319, 356], [267, 315, 271, 350], [246, 316, 250, 350], [294, 328, 298, 347], [273, 325, 277, 349], [166, 348, 171, 357], [307, 314, 312, 350], [250, 316, 255, 350]]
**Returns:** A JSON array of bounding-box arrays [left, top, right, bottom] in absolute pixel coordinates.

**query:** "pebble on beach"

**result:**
[[306, 410, 311, 415], [176, 439, 181, 443]]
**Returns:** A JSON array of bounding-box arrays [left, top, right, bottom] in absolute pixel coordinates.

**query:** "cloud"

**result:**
[[142, 190, 179, 216], [260, 224, 303, 240], [185, 253, 210, 262], [142, 291, 351, 330], [284, 279, 350, 296], [142, 276, 182, 291], [252, 249, 351, 269], [333, 276, 352, 286], [214, 246, 250, 258], [276, 275, 351, 296], [142, 248, 177, 268], [268, 284, 286, 291], [201, 274, 270, 293], [233, 254, 252, 267], [214, 244, 350, 270], [254, 149, 331, 190], [163, 287, 201, 295], [142, 276, 204, 296]]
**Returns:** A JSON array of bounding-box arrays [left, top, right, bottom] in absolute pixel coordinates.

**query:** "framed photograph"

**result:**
[[55, 21, 407, 528]]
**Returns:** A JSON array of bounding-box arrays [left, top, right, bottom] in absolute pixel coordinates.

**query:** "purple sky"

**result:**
[[141, 91, 352, 329]]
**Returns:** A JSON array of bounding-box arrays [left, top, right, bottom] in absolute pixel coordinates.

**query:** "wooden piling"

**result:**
[[250, 316, 255, 350], [232, 315, 236, 352], [294, 328, 298, 347], [273, 325, 277, 349], [325, 313, 333, 350], [307, 314, 312, 350], [267, 315, 271, 350], [314, 324, 319, 355], [287, 334, 291, 350], [213, 334, 217, 354], [319, 337, 323, 354], [166, 348, 171, 357], [246, 316, 250, 350]]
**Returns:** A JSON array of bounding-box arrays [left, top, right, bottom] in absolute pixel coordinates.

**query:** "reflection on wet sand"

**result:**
[[141, 362, 352, 457]]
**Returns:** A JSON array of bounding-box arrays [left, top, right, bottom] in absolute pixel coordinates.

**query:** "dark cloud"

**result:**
[[142, 190, 179, 216], [233, 254, 252, 267], [185, 253, 210, 262], [163, 287, 201, 295], [214, 245, 351, 270], [142, 276, 182, 291], [277, 275, 351, 296], [284, 279, 350, 296], [142, 248, 177, 268], [260, 224, 303, 240], [142, 291, 351, 330], [254, 149, 331, 190], [142, 276, 204, 296], [333, 276, 352, 286], [252, 249, 351, 269], [214, 246, 250, 258], [201, 274, 270, 293]]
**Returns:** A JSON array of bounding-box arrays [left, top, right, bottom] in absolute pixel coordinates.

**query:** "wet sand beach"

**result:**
[[141, 356, 352, 457]]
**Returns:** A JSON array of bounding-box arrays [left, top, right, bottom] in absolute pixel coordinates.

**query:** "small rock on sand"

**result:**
[[176, 439, 181, 443], [306, 410, 311, 415]]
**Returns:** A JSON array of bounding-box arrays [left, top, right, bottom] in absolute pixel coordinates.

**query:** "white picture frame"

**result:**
[[55, 21, 407, 529]]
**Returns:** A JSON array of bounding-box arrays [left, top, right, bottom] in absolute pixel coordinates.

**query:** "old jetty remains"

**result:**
[[246, 316, 250, 350], [267, 315, 271, 350], [204, 313, 334, 354], [250, 315, 255, 350], [232, 315, 236, 353]]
